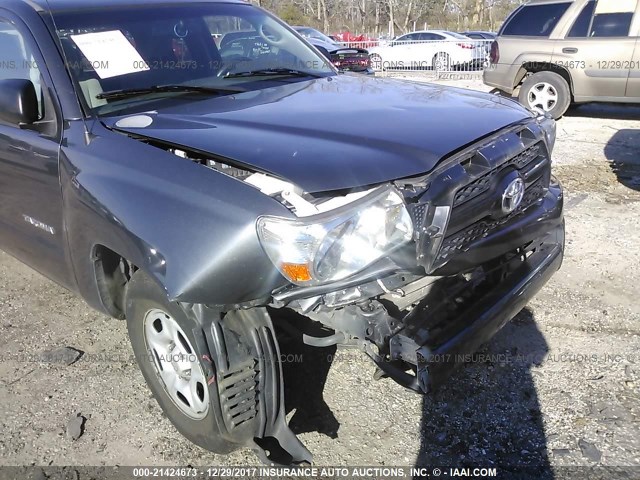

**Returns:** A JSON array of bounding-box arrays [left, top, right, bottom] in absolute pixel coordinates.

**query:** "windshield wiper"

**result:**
[[223, 68, 324, 79], [96, 85, 246, 101]]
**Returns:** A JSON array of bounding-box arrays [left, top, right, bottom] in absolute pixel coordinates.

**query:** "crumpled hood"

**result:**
[[105, 75, 533, 193]]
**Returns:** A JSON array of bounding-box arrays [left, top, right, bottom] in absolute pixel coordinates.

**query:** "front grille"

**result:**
[[453, 173, 493, 206], [438, 177, 545, 260], [438, 221, 495, 258], [406, 120, 553, 272], [453, 143, 542, 208], [510, 143, 543, 169], [434, 140, 550, 265]]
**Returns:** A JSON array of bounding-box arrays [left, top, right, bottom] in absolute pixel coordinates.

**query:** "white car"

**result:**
[[369, 30, 484, 71]]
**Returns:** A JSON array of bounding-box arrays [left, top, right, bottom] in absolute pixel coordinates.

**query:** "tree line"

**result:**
[[252, 0, 526, 37]]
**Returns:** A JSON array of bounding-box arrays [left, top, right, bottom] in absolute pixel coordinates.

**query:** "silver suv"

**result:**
[[484, 0, 640, 118]]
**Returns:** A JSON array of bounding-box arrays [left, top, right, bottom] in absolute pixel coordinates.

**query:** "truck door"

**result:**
[[554, 0, 637, 100], [0, 12, 74, 289], [625, 6, 640, 97]]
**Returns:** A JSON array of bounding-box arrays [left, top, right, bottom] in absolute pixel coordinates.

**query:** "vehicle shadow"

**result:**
[[415, 308, 553, 479], [564, 103, 640, 121], [274, 309, 340, 439], [604, 129, 640, 192]]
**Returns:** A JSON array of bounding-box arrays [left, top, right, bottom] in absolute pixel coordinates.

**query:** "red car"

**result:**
[[294, 26, 374, 75]]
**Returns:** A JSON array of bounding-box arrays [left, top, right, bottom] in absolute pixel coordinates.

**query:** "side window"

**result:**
[[500, 3, 571, 37], [0, 20, 43, 120], [589, 12, 634, 37], [568, 1, 596, 37]]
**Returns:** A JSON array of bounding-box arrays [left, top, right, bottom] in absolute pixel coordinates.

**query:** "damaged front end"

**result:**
[[136, 115, 563, 397], [184, 304, 313, 465], [114, 115, 563, 464], [259, 116, 564, 394]]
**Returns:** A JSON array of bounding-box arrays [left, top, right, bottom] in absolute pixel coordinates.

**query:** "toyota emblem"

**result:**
[[502, 177, 525, 214]]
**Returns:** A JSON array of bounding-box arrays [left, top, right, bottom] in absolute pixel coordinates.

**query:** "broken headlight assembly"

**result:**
[[257, 185, 413, 286]]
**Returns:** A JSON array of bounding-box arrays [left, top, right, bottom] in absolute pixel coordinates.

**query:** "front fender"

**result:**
[[62, 122, 292, 311]]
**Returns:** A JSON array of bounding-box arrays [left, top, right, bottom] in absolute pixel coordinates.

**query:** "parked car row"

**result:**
[[368, 30, 490, 72], [295, 0, 640, 119], [290, 26, 497, 74]]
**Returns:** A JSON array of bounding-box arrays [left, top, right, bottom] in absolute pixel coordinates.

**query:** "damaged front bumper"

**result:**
[[375, 221, 564, 392], [280, 177, 564, 393]]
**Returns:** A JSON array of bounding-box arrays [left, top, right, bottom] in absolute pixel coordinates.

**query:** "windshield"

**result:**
[[50, 3, 336, 116]]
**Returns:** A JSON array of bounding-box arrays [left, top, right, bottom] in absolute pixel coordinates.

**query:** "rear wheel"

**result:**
[[370, 53, 383, 71], [518, 71, 571, 119], [432, 52, 451, 72], [126, 271, 236, 454]]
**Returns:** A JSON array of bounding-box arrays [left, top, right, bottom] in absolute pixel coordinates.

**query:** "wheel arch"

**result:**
[[60, 127, 294, 316], [515, 62, 574, 100], [92, 243, 161, 319]]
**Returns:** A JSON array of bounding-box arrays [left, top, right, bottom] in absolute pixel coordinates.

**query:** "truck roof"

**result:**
[[520, 0, 580, 4], [19, 0, 245, 13]]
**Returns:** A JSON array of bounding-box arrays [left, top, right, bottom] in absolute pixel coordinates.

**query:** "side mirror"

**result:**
[[0, 79, 39, 126]]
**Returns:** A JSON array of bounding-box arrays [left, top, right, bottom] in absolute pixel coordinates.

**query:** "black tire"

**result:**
[[125, 270, 236, 454], [518, 71, 571, 120]]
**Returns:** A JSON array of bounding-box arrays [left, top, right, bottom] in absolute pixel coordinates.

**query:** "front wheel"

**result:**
[[126, 271, 236, 454], [518, 71, 571, 119]]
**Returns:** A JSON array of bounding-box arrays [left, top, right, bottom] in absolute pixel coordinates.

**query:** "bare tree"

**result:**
[[252, 0, 521, 36]]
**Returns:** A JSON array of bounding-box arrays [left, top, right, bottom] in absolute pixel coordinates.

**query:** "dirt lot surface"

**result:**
[[1, 77, 639, 477]]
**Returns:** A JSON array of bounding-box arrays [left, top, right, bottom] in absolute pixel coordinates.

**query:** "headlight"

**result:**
[[536, 114, 556, 154], [257, 186, 413, 286]]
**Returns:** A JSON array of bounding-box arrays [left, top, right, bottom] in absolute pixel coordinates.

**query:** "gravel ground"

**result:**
[[0, 76, 639, 476]]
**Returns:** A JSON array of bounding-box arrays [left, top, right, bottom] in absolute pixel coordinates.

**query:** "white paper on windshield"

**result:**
[[71, 30, 149, 79]]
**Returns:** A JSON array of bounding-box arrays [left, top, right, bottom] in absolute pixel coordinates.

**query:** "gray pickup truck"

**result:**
[[0, 0, 564, 464]]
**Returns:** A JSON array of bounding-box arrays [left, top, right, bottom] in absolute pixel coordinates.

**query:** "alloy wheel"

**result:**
[[527, 82, 558, 113], [434, 53, 450, 72], [370, 53, 383, 71]]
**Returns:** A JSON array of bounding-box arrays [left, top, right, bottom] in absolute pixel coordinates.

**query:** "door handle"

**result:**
[[562, 47, 579, 54]]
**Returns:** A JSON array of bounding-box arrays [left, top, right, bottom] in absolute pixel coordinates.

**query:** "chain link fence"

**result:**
[[336, 39, 494, 77]]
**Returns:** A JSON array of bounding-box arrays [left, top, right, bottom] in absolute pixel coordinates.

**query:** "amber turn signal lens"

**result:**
[[281, 263, 312, 283]]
